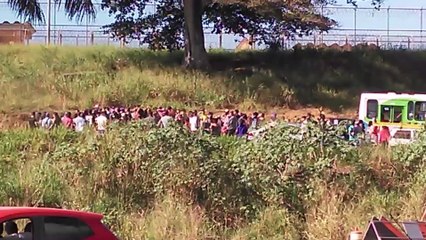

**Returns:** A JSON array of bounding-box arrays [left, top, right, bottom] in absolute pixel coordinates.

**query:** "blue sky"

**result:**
[[0, 0, 425, 48]]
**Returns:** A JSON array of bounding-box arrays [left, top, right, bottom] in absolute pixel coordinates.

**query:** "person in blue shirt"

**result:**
[[236, 114, 249, 137]]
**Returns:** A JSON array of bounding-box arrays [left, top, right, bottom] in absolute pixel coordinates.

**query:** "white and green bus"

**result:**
[[358, 92, 426, 130]]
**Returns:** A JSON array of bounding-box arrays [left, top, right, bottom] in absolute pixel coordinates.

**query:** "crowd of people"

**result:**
[[26, 105, 392, 145], [344, 119, 391, 146], [27, 105, 280, 137], [296, 113, 391, 146]]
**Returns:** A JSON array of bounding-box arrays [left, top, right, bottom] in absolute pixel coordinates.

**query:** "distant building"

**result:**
[[0, 21, 36, 45]]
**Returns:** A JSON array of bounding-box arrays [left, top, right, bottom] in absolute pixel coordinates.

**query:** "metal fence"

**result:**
[[1, 3, 426, 49]]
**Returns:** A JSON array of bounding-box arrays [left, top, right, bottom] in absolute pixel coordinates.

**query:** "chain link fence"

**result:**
[[1, 3, 426, 49]]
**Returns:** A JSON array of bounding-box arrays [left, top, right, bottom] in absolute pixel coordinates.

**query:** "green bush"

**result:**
[[1, 123, 426, 239]]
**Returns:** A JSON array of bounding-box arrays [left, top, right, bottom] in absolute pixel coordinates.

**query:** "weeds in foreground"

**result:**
[[0, 123, 425, 239]]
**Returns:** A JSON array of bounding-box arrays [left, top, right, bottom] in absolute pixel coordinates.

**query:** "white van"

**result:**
[[389, 128, 416, 146]]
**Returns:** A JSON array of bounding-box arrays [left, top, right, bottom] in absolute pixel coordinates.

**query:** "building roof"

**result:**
[[0, 21, 36, 34]]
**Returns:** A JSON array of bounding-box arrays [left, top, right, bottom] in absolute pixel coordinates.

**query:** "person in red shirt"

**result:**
[[368, 121, 379, 144], [378, 126, 391, 147], [61, 112, 74, 129]]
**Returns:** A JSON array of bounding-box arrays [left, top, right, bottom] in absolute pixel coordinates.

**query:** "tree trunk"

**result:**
[[182, 0, 209, 70]]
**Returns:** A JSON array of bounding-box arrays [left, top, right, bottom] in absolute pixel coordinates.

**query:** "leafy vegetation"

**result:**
[[102, 0, 335, 49], [1, 121, 426, 239]]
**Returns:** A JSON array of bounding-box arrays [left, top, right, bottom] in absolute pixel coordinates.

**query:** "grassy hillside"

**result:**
[[1, 123, 426, 239], [2, 46, 426, 239], [2, 46, 426, 127]]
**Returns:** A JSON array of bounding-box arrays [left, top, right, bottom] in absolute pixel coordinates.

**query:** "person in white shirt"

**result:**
[[268, 112, 279, 128], [188, 111, 199, 132], [300, 116, 308, 135], [84, 109, 93, 126], [95, 111, 108, 135], [73, 112, 86, 132], [41, 112, 53, 129], [158, 111, 173, 128]]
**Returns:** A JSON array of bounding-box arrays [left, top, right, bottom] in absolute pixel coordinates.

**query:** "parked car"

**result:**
[[389, 128, 416, 146], [0, 207, 119, 240]]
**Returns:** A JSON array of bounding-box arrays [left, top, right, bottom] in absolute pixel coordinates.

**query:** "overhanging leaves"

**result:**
[[103, 0, 338, 50], [7, 0, 45, 23]]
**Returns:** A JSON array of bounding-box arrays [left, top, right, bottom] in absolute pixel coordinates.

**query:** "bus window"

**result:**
[[393, 106, 403, 123], [367, 99, 378, 119], [381, 106, 391, 122], [408, 101, 414, 120], [415, 101, 426, 121]]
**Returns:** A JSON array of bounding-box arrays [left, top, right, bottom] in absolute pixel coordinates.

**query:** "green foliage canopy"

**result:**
[[101, 0, 337, 50]]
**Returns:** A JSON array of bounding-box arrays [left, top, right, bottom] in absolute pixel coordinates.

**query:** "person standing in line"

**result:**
[[236, 114, 249, 137], [61, 112, 73, 129], [189, 111, 199, 132], [300, 116, 308, 136], [158, 110, 174, 128], [35, 112, 43, 127], [227, 111, 238, 136], [50, 112, 61, 129], [378, 126, 391, 147], [73, 112, 86, 133], [269, 112, 278, 126], [95, 111, 108, 135], [41, 112, 53, 130], [367, 121, 377, 144], [258, 112, 265, 125], [28, 112, 37, 129], [249, 112, 260, 131], [143, 109, 156, 125], [84, 109, 93, 126]]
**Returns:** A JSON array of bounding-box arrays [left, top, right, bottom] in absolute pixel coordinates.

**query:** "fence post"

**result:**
[[421, 8, 424, 48], [219, 30, 223, 49], [313, 33, 317, 46], [57, 30, 60, 45], [353, 7, 357, 45], [320, 4, 324, 44], [76, 35, 79, 46], [387, 6, 390, 49], [408, 36, 411, 49], [90, 32, 94, 45]]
